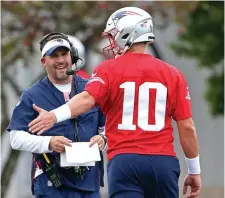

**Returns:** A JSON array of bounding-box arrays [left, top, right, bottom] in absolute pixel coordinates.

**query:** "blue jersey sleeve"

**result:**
[[7, 91, 36, 132]]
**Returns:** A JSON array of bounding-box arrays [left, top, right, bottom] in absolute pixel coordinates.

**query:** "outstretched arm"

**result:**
[[28, 91, 95, 134]]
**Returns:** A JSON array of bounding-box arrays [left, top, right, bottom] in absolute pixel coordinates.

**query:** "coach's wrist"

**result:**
[[99, 134, 107, 145], [185, 155, 201, 175]]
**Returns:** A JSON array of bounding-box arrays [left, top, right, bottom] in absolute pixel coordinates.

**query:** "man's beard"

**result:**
[[53, 66, 72, 81], [55, 69, 70, 80]]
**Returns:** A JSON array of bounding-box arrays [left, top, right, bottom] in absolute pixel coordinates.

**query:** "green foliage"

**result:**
[[205, 71, 224, 116], [170, 1, 224, 116]]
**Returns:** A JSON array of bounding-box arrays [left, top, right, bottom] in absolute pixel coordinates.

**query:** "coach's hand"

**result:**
[[28, 104, 57, 135], [183, 174, 201, 198], [49, 136, 72, 153], [89, 135, 106, 151]]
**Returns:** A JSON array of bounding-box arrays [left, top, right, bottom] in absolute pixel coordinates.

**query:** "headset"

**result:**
[[39, 32, 79, 65]]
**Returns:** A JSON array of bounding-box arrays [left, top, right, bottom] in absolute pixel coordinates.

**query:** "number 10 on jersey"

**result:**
[[118, 82, 167, 132]]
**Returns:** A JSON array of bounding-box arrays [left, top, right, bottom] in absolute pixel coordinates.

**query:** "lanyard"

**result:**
[[69, 76, 80, 142]]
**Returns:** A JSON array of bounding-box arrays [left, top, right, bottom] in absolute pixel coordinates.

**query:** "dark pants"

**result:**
[[107, 154, 180, 198], [33, 174, 100, 198]]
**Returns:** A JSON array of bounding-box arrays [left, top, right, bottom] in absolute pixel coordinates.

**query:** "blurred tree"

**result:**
[[169, 1, 224, 116]]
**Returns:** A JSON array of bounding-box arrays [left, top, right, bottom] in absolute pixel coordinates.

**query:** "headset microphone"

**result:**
[[66, 69, 75, 75], [66, 63, 76, 75], [66, 58, 84, 76]]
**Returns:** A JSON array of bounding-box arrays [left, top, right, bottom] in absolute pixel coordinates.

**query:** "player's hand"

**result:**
[[28, 104, 56, 135], [183, 174, 201, 198], [49, 136, 72, 153], [89, 135, 105, 151]]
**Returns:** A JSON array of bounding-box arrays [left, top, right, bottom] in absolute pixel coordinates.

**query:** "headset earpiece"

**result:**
[[68, 42, 79, 65]]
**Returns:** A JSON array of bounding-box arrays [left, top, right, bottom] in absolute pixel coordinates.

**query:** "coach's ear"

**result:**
[[41, 57, 46, 68]]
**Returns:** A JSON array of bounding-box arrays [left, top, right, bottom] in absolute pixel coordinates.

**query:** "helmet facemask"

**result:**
[[102, 27, 124, 59]]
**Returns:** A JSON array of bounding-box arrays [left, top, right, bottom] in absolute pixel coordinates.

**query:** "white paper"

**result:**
[[65, 142, 101, 164], [60, 152, 96, 167]]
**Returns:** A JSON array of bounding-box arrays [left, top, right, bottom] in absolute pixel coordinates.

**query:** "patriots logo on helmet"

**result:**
[[112, 11, 142, 26]]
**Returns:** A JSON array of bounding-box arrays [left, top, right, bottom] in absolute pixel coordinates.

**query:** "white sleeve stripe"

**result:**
[[10, 130, 53, 154], [87, 77, 105, 85]]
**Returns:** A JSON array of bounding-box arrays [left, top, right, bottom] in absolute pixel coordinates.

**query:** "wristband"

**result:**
[[185, 155, 201, 174], [51, 104, 71, 123], [99, 134, 107, 145]]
